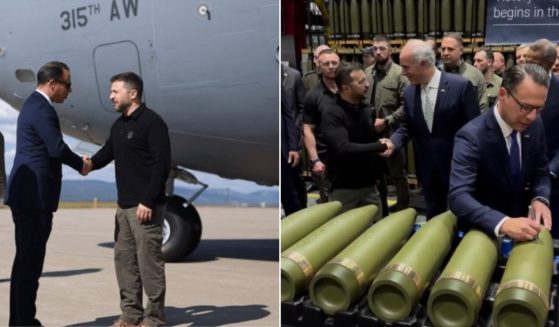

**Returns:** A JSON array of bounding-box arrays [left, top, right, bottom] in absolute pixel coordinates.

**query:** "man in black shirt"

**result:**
[[322, 62, 388, 215], [303, 49, 340, 202], [89, 72, 170, 327]]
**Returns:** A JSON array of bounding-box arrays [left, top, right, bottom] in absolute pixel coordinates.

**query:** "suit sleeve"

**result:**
[[390, 88, 413, 151], [461, 81, 481, 122], [530, 119, 551, 200], [549, 149, 559, 177], [295, 73, 307, 120], [34, 103, 83, 172], [448, 127, 506, 237], [282, 92, 300, 152]]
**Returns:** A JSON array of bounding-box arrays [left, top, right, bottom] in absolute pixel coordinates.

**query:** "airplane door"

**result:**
[[93, 41, 142, 112]]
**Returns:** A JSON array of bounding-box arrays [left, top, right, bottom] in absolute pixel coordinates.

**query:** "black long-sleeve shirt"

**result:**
[[321, 96, 387, 189], [91, 104, 171, 209]]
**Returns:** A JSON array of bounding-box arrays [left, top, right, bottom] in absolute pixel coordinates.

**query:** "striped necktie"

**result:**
[[423, 86, 435, 132]]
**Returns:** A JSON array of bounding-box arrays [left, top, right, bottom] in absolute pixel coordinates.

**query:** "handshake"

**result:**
[[81, 155, 93, 176], [379, 138, 395, 157]]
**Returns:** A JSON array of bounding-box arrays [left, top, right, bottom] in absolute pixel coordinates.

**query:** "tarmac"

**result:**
[[0, 207, 279, 326]]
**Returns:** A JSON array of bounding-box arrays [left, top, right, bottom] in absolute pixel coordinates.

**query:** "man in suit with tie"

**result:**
[[5, 61, 91, 325], [384, 39, 480, 219], [282, 63, 306, 125], [282, 64, 307, 209], [448, 63, 551, 241], [281, 86, 303, 215]]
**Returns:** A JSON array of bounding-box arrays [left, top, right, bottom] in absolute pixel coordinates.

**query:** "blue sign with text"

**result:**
[[486, 0, 559, 45]]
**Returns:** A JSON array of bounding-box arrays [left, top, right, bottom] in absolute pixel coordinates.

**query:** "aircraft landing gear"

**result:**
[[162, 195, 202, 261], [161, 167, 207, 261]]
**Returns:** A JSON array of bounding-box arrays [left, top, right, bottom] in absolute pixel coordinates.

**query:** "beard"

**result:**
[[376, 57, 389, 66], [114, 99, 132, 112]]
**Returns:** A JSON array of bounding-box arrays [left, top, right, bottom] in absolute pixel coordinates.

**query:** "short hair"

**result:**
[[37, 61, 69, 85], [317, 48, 336, 58], [477, 48, 494, 62], [334, 61, 363, 89], [111, 72, 144, 99], [529, 39, 557, 67], [372, 34, 390, 43], [501, 63, 549, 91], [442, 32, 464, 47], [407, 39, 435, 66]]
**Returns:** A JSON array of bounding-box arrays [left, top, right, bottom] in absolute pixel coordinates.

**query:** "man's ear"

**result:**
[[130, 89, 138, 100]]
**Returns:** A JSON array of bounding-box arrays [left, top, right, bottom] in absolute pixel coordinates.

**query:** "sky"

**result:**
[[0, 99, 278, 194]]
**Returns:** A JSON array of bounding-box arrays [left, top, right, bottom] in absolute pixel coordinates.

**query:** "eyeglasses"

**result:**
[[55, 79, 72, 90], [504, 88, 545, 114]]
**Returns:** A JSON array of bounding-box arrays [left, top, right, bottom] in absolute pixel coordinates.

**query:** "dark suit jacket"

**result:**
[[542, 75, 559, 176], [282, 65, 306, 122], [281, 88, 299, 161], [448, 109, 550, 236], [5, 91, 83, 212], [391, 72, 479, 192]]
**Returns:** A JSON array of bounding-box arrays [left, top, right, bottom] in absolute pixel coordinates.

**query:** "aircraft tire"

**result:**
[[162, 195, 203, 262]]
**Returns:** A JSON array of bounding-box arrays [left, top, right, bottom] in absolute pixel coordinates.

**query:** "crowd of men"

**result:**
[[281, 33, 559, 242]]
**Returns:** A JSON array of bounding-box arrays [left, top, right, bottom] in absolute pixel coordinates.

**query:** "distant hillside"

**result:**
[[60, 180, 278, 207]]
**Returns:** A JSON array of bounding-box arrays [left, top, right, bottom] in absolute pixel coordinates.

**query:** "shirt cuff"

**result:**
[[494, 216, 509, 237], [532, 196, 550, 207]]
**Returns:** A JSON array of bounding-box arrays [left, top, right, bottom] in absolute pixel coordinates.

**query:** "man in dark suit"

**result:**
[[281, 87, 303, 215], [448, 64, 551, 241], [5, 61, 90, 325], [384, 39, 480, 219], [282, 63, 306, 125], [524, 39, 559, 239], [282, 64, 307, 209]]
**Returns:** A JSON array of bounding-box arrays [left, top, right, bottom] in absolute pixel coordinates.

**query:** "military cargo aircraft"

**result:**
[[0, 0, 279, 261]]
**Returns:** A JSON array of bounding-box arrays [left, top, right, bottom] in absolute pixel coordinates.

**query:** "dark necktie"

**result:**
[[510, 131, 521, 186]]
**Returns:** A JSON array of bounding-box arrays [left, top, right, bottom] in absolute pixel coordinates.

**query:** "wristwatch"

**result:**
[[310, 158, 321, 166]]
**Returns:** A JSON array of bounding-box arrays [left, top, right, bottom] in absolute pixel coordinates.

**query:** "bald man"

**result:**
[[492, 52, 506, 77]]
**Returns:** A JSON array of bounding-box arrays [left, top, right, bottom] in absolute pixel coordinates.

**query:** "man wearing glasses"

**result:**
[[5, 61, 91, 325], [448, 63, 551, 241]]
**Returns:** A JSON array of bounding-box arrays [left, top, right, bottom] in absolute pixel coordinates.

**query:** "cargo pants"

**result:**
[[115, 204, 166, 326]]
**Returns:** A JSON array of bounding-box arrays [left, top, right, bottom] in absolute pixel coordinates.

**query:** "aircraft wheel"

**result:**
[[162, 195, 202, 261]]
